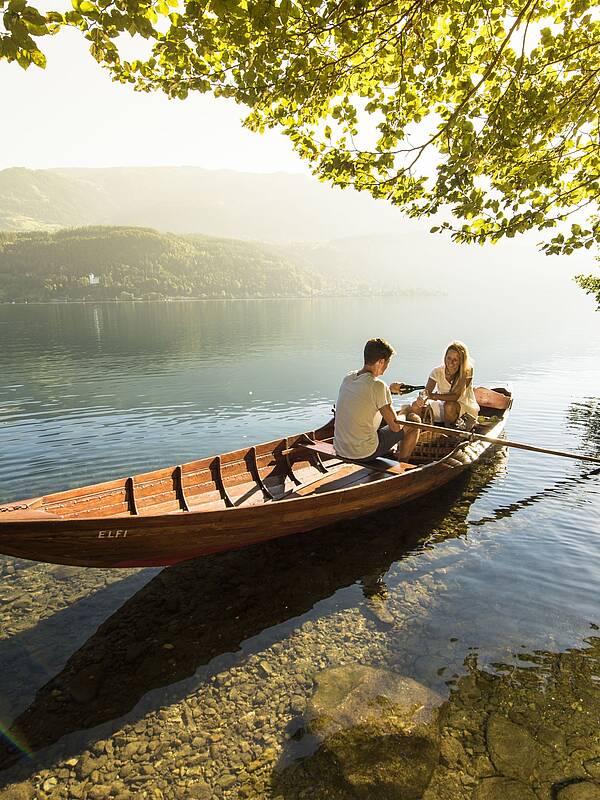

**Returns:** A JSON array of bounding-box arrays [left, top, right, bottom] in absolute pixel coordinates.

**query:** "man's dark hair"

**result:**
[[363, 338, 395, 365]]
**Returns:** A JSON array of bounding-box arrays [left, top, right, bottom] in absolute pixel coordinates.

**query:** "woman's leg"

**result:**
[[443, 401, 460, 425]]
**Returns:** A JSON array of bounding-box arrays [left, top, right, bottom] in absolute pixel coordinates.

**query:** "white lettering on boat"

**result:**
[[98, 529, 128, 539]]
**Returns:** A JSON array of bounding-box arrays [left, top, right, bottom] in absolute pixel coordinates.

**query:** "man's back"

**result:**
[[333, 371, 391, 460]]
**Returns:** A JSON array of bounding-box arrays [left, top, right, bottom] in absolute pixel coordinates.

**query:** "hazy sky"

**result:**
[[0, 27, 306, 173]]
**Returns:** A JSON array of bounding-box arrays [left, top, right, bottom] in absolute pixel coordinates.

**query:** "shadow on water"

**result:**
[[271, 637, 600, 800], [0, 569, 158, 722], [0, 455, 507, 783]]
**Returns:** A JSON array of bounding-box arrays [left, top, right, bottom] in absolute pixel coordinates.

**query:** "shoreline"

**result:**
[[0, 291, 446, 306]]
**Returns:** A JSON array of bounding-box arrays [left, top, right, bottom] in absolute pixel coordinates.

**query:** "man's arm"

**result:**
[[380, 403, 403, 432]]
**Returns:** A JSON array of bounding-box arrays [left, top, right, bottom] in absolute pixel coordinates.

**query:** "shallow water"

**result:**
[[0, 290, 599, 798]]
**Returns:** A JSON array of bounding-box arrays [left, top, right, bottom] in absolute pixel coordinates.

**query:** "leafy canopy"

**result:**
[[2, 0, 599, 301]]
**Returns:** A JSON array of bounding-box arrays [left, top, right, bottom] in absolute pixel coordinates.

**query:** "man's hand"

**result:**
[[389, 382, 405, 395]]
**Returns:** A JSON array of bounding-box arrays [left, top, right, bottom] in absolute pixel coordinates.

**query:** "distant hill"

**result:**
[[1, 167, 595, 299], [0, 227, 329, 302], [282, 231, 598, 297], [0, 166, 404, 242]]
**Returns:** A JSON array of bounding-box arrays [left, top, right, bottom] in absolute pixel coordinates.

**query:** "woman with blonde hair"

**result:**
[[423, 341, 479, 429]]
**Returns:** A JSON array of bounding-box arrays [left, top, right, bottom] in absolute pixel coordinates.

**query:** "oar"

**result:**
[[398, 418, 600, 465]]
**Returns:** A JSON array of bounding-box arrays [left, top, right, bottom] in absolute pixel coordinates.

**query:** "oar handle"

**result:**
[[398, 418, 600, 465]]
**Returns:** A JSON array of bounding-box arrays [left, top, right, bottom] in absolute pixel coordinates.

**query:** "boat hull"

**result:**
[[0, 434, 497, 568]]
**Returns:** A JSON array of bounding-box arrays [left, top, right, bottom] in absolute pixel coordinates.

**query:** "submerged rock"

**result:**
[[474, 776, 537, 800], [486, 713, 546, 780], [0, 781, 34, 800], [308, 664, 442, 738], [276, 664, 443, 800], [555, 782, 600, 800]]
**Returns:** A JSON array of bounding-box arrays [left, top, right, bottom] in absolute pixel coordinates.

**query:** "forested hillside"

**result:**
[[0, 227, 326, 301]]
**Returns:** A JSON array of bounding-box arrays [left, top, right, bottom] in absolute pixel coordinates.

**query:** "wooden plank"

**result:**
[[297, 440, 416, 476], [134, 479, 175, 502], [291, 464, 382, 498], [42, 477, 127, 505], [184, 487, 223, 505], [135, 490, 177, 510], [181, 472, 214, 492], [137, 499, 181, 516], [71, 501, 130, 519], [44, 488, 127, 516], [131, 465, 175, 484]]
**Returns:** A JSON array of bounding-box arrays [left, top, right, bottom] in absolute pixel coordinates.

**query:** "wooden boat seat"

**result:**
[[290, 463, 385, 498], [297, 439, 416, 475], [137, 499, 182, 516]]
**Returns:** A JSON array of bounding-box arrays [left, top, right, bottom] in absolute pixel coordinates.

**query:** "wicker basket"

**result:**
[[412, 405, 455, 463]]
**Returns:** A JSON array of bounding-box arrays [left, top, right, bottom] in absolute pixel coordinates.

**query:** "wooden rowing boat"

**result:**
[[0, 462, 506, 770], [0, 387, 512, 568]]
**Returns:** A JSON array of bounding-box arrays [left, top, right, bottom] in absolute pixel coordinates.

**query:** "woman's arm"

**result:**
[[428, 375, 472, 402], [425, 375, 460, 401]]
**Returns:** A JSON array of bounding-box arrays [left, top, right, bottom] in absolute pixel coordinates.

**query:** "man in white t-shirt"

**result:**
[[333, 338, 424, 462]]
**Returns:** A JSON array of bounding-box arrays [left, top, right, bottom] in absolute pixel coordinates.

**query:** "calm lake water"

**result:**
[[0, 288, 599, 798]]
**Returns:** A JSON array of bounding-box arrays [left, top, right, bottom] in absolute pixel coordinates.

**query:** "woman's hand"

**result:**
[[410, 394, 427, 414]]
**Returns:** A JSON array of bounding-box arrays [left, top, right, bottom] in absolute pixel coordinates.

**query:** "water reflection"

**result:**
[[468, 463, 600, 529], [568, 397, 600, 456]]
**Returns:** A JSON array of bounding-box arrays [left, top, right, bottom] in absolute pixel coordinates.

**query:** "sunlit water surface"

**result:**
[[0, 290, 599, 798]]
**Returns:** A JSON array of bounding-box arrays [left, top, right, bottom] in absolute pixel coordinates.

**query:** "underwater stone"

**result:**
[[298, 664, 444, 799], [555, 782, 600, 800], [308, 664, 441, 738], [486, 713, 545, 780], [0, 782, 35, 800], [585, 760, 600, 779], [474, 776, 537, 800]]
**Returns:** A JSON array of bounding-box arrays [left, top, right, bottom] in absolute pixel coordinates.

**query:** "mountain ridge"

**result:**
[[0, 166, 404, 243]]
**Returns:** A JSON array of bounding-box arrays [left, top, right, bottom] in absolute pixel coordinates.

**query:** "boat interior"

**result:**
[[26, 389, 511, 521]]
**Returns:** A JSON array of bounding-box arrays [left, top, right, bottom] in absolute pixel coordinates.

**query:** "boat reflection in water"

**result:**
[[0, 452, 509, 780]]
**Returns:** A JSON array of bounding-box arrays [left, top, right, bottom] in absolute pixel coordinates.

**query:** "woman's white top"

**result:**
[[429, 365, 479, 418]]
